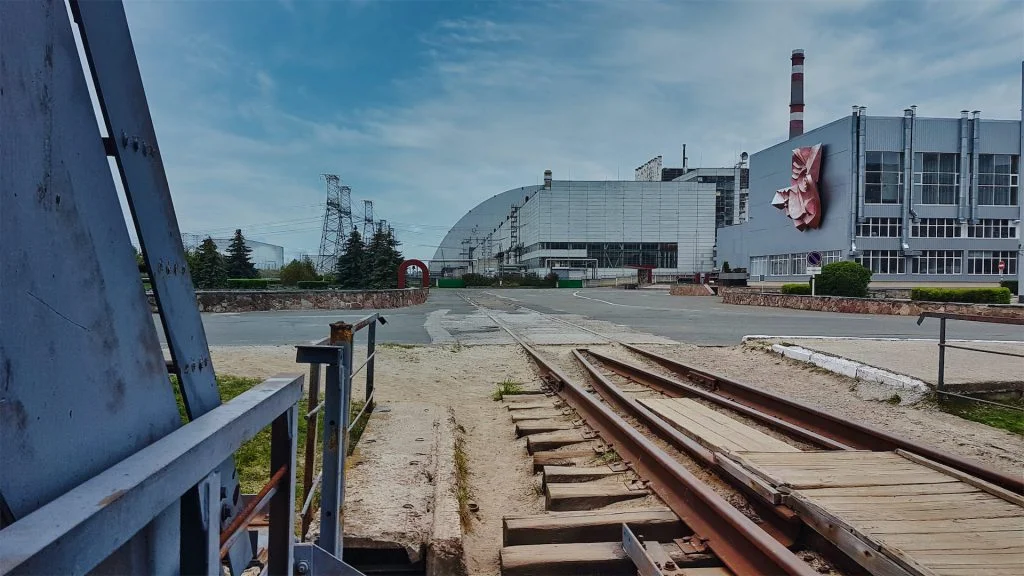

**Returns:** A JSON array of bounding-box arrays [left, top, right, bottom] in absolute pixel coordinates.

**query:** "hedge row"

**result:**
[[1000, 280, 1019, 295], [910, 287, 1012, 304], [296, 280, 330, 290], [226, 278, 269, 289], [780, 283, 812, 295]]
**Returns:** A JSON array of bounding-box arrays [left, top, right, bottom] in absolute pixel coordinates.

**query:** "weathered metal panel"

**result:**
[[0, 0, 182, 570], [914, 118, 961, 151], [977, 120, 1022, 154], [864, 117, 905, 151]]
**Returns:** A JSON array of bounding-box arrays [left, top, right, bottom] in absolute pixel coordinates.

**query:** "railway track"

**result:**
[[460, 292, 1024, 576]]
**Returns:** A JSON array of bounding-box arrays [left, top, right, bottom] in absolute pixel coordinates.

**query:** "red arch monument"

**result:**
[[397, 259, 430, 288]]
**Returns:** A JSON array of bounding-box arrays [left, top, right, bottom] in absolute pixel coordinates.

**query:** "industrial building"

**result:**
[[432, 170, 718, 280], [636, 146, 751, 229], [716, 106, 1022, 286]]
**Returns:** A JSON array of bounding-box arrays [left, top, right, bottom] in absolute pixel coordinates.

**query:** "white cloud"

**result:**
[[123, 0, 1023, 261]]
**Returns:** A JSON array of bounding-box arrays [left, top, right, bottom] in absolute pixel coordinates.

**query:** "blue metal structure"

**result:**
[[0, 1, 365, 573]]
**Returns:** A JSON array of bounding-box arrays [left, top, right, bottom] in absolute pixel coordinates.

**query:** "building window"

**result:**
[[967, 251, 1017, 275], [585, 243, 677, 269], [913, 152, 959, 205], [911, 218, 961, 238], [856, 250, 905, 274], [865, 151, 904, 204], [790, 253, 807, 276], [769, 254, 790, 276], [911, 250, 962, 275], [857, 218, 902, 238], [750, 256, 768, 277], [967, 219, 1017, 239], [977, 154, 1019, 206], [822, 250, 843, 264]]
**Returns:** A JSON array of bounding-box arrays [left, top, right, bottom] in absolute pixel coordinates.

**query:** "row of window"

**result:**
[[856, 218, 1018, 239], [748, 251, 843, 277], [855, 250, 1018, 275], [864, 152, 1019, 206]]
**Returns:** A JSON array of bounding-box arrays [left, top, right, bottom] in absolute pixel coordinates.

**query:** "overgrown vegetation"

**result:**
[[780, 283, 812, 295], [814, 261, 872, 297], [937, 396, 1024, 435], [1000, 280, 1018, 295], [226, 278, 270, 289], [910, 287, 1012, 304], [279, 257, 320, 286], [596, 450, 621, 464], [379, 342, 420, 349], [491, 378, 524, 401], [334, 226, 404, 289], [296, 280, 330, 290], [453, 422, 473, 531]]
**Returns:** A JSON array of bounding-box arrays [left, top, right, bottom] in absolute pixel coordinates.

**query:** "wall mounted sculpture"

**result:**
[[771, 144, 822, 230]]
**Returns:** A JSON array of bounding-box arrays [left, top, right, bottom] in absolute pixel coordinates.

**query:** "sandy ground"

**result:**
[[774, 338, 1024, 387], [632, 343, 1024, 475], [209, 344, 545, 576]]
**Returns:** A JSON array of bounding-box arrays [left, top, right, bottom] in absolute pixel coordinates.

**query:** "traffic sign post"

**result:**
[[807, 252, 823, 296]]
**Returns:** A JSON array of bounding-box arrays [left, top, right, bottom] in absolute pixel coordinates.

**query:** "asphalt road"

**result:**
[[161, 288, 1024, 346]]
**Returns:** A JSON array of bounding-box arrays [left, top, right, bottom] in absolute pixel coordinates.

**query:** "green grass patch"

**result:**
[[596, 450, 621, 464], [938, 396, 1024, 435], [491, 378, 524, 401]]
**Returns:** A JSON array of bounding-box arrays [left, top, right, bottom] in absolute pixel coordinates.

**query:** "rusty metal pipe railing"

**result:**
[[219, 465, 289, 558], [623, 342, 1024, 494]]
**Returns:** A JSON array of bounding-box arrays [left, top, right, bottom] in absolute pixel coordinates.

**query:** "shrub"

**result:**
[[722, 261, 731, 273], [226, 278, 269, 289], [543, 272, 559, 287], [462, 273, 496, 287], [1000, 280, 1019, 295], [280, 257, 319, 286], [815, 261, 872, 297], [297, 280, 330, 290], [910, 287, 1011, 304], [780, 283, 812, 295]]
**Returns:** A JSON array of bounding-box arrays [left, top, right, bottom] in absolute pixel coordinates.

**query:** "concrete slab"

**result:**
[[774, 338, 1024, 391], [313, 401, 462, 570]]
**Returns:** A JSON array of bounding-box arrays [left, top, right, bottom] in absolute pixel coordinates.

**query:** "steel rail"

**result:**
[[219, 465, 289, 556], [570, 349, 802, 547], [623, 343, 1024, 495], [581, 349, 852, 451], [458, 296, 818, 576]]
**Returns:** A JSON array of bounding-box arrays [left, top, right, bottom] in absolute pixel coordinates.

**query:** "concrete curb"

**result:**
[[741, 335, 1024, 345], [767, 343, 929, 393], [426, 409, 466, 576]]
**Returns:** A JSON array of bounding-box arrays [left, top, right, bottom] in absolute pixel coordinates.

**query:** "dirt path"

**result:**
[[209, 344, 544, 576]]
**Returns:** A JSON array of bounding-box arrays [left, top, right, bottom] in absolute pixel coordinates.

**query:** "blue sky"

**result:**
[[120, 0, 1023, 262]]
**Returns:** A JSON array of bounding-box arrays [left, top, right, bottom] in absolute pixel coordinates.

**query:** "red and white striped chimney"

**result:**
[[789, 49, 805, 139]]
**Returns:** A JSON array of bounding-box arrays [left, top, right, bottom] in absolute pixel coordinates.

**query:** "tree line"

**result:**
[[175, 226, 404, 289]]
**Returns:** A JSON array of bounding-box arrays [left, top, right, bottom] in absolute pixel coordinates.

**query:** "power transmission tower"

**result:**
[[362, 200, 374, 240], [316, 174, 351, 274]]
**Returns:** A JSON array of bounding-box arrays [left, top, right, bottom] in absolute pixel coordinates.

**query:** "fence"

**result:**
[[295, 314, 384, 547], [916, 312, 1024, 411]]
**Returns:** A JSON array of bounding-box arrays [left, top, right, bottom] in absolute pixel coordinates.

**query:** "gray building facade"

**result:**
[[717, 107, 1022, 287]]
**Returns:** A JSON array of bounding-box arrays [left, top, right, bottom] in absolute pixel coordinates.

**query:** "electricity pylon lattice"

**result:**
[[362, 200, 374, 240], [317, 174, 352, 274]]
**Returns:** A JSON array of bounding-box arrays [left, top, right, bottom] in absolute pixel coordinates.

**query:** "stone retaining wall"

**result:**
[[670, 284, 715, 296], [720, 289, 1023, 318], [149, 287, 428, 313]]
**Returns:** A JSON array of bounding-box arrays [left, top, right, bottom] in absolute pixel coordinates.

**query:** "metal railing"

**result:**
[[295, 313, 386, 553], [916, 312, 1024, 411]]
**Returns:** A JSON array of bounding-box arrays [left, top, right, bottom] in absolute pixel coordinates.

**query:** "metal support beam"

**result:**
[[0, 375, 303, 576], [269, 406, 298, 575]]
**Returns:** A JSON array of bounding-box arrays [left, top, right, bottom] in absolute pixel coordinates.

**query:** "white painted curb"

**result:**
[[769, 344, 929, 393]]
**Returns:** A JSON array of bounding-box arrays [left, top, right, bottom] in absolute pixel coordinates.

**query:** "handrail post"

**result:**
[[366, 320, 377, 410], [268, 405, 298, 575], [937, 317, 947, 397], [301, 363, 321, 538]]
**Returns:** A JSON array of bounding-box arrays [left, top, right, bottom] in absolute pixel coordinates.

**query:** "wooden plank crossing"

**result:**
[[637, 397, 800, 454], [732, 450, 1024, 576]]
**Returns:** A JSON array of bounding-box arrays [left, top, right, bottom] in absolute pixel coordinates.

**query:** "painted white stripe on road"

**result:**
[[425, 309, 455, 343]]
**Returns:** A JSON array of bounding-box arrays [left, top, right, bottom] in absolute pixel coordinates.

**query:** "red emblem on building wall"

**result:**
[[771, 144, 822, 230]]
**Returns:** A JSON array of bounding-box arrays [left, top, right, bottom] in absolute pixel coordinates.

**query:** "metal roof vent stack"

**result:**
[[543, 169, 552, 189], [789, 49, 805, 138]]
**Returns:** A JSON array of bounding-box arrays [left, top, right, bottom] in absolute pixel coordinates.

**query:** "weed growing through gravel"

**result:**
[[596, 450, 622, 464], [885, 393, 902, 405], [450, 340, 465, 353], [491, 378, 524, 401], [379, 342, 420, 350], [937, 396, 1024, 436], [453, 422, 474, 531]]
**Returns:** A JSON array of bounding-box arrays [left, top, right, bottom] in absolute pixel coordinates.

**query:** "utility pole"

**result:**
[[317, 174, 352, 274]]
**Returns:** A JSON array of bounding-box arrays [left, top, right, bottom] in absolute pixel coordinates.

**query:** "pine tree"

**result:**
[[365, 227, 392, 289], [334, 229, 367, 288], [225, 229, 258, 279], [193, 237, 227, 289], [280, 256, 319, 286]]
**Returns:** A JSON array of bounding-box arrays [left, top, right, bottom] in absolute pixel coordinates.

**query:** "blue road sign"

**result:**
[[807, 251, 823, 266]]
